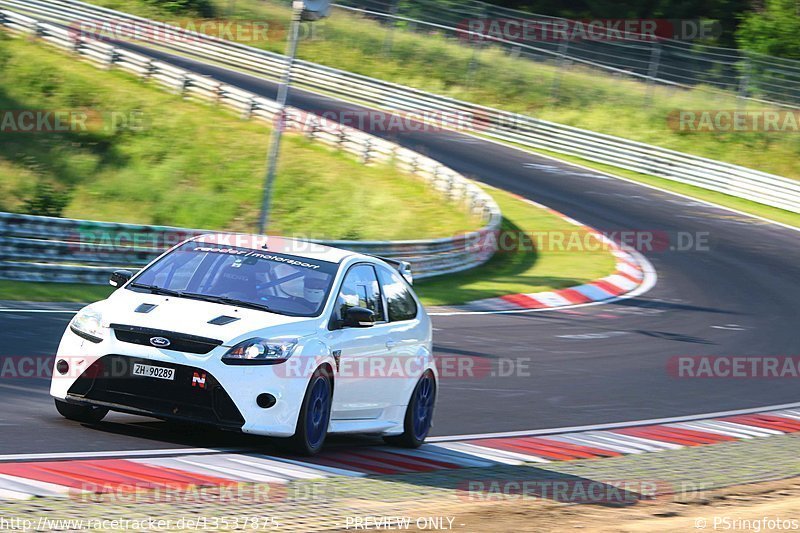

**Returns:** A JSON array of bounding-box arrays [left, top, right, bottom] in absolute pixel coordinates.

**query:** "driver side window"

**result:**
[[336, 264, 385, 322]]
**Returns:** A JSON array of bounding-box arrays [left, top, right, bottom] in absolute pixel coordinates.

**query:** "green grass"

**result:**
[[415, 185, 616, 306], [0, 34, 480, 240], [80, 0, 800, 181], [0, 281, 113, 303]]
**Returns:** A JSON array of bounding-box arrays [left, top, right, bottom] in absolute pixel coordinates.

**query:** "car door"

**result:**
[[375, 266, 428, 406], [325, 263, 393, 420]]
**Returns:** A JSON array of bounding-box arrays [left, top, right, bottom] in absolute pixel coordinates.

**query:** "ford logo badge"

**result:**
[[150, 336, 171, 347]]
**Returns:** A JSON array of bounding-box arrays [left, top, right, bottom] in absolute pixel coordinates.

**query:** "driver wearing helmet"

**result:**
[[303, 273, 328, 308]]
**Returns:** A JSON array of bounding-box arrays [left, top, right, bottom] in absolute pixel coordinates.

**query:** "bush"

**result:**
[[144, 0, 215, 17], [22, 181, 70, 217], [737, 0, 800, 59]]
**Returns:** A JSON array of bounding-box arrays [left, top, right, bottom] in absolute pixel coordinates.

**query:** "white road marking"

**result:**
[[0, 488, 31, 500], [427, 400, 800, 442], [386, 445, 496, 468], [600, 432, 683, 451], [138, 456, 289, 483], [772, 409, 800, 421], [669, 422, 756, 439], [684, 420, 783, 437], [543, 434, 642, 455], [0, 474, 73, 498], [0, 447, 241, 462], [0, 309, 77, 313], [544, 434, 643, 455], [557, 331, 629, 340], [270, 457, 364, 478], [228, 455, 334, 480], [432, 442, 541, 465]]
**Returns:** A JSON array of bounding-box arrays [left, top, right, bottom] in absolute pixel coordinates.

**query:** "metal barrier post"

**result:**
[[645, 43, 662, 107]]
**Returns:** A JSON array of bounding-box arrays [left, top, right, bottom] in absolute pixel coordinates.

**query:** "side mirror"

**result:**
[[342, 306, 375, 328], [109, 269, 133, 288]]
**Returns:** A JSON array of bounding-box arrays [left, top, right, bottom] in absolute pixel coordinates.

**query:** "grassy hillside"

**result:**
[[0, 34, 480, 240], [82, 0, 799, 183]]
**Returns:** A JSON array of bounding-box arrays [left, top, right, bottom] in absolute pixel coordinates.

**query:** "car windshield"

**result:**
[[128, 242, 339, 317]]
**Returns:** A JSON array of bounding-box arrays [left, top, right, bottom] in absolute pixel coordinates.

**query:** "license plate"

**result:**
[[132, 363, 175, 381]]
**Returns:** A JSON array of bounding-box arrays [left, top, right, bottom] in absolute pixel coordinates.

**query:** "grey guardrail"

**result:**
[[0, 9, 502, 283], [2, 0, 797, 214], [0, 212, 499, 283]]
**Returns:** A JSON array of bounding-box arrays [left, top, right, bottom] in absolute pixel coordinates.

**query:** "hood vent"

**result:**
[[208, 315, 240, 326], [135, 303, 157, 313]]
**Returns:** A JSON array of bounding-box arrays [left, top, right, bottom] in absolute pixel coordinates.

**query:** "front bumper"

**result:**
[[51, 327, 316, 437], [63, 354, 245, 430]]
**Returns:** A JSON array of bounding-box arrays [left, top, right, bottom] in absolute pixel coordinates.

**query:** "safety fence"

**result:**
[[0, 213, 499, 283], [335, 0, 800, 109]]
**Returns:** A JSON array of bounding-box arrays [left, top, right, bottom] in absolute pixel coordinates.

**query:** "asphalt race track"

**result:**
[[0, 39, 798, 455]]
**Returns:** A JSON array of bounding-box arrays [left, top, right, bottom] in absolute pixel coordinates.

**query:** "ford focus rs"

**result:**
[[50, 235, 437, 455]]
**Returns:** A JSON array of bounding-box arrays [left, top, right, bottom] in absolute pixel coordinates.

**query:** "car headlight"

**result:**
[[70, 308, 105, 343], [222, 337, 299, 365]]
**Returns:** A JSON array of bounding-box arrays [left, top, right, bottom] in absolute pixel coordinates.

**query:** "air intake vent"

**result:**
[[135, 304, 157, 313], [208, 315, 240, 325], [111, 324, 222, 354]]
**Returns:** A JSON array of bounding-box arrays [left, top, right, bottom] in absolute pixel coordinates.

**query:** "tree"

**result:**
[[737, 0, 800, 59]]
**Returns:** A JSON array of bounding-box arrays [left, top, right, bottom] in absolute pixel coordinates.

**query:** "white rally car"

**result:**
[[50, 235, 437, 455]]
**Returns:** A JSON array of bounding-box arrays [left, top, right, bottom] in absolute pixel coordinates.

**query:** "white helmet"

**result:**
[[304, 274, 327, 305]]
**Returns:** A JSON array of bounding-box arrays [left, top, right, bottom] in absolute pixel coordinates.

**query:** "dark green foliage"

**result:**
[[22, 180, 70, 217], [143, 0, 215, 16], [737, 0, 800, 59]]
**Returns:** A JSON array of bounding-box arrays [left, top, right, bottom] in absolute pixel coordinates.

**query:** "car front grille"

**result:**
[[110, 324, 223, 354], [67, 354, 244, 429]]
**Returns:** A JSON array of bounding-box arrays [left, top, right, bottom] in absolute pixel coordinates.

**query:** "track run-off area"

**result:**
[[0, 33, 798, 457]]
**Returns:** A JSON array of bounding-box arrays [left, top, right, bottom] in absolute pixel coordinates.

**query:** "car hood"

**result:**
[[100, 289, 316, 344]]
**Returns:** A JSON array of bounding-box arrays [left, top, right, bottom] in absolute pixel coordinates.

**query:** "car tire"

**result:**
[[286, 367, 332, 456], [383, 370, 436, 448], [54, 398, 108, 424]]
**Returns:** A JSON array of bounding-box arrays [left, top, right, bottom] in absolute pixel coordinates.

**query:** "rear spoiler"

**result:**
[[373, 256, 414, 285]]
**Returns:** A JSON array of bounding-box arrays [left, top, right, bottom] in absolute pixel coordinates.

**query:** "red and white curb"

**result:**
[[434, 195, 655, 314], [1, 408, 799, 500]]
